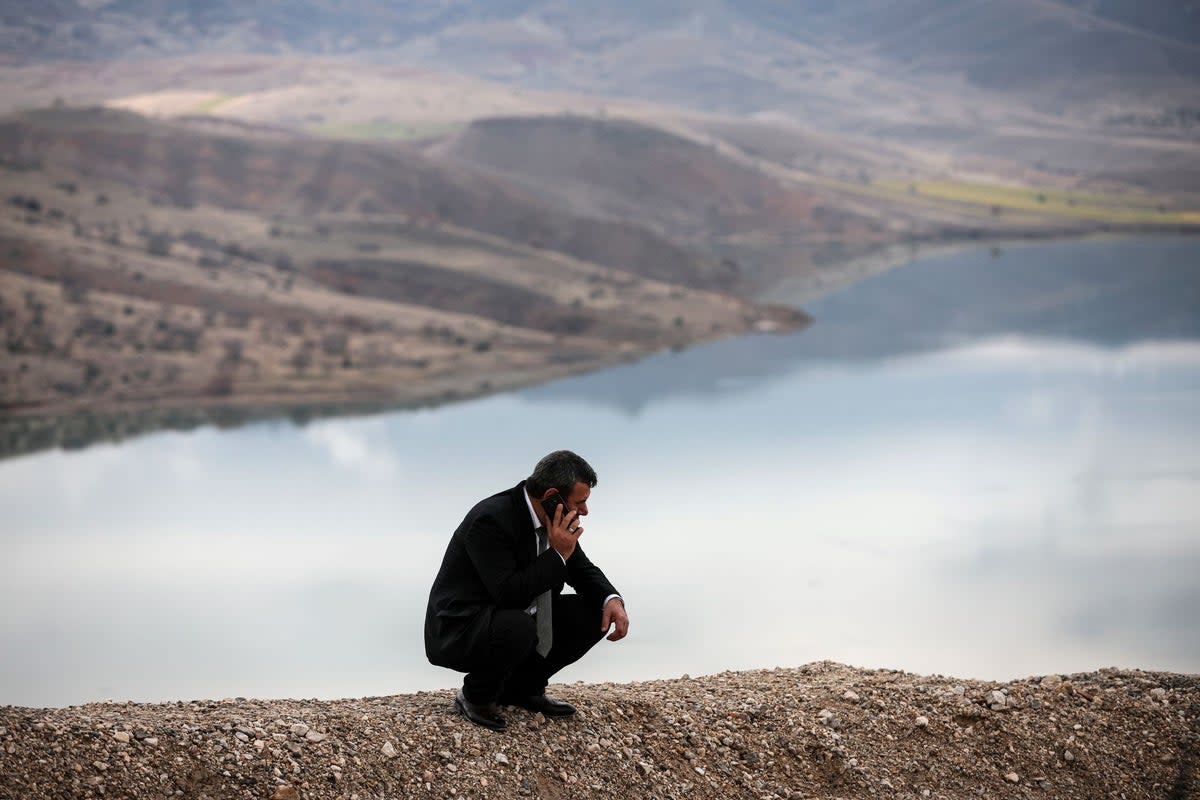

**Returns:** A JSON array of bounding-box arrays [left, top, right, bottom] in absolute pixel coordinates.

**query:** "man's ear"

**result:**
[[539, 488, 559, 501]]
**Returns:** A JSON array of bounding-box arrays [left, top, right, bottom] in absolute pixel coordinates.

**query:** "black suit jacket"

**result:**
[[424, 481, 619, 671]]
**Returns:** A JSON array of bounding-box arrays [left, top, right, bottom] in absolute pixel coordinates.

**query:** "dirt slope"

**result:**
[[1, 661, 1196, 799]]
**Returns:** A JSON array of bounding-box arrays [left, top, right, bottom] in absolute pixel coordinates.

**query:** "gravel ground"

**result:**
[[1, 661, 1196, 799]]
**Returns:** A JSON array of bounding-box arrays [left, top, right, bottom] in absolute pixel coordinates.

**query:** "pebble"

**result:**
[[986, 690, 1007, 710], [144, 737, 158, 746], [915, 716, 929, 728], [305, 730, 326, 743], [494, 752, 509, 765], [271, 786, 299, 800], [289, 723, 309, 736], [1005, 772, 1020, 783], [112, 731, 130, 743], [235, 731, 250, 743], [1063, 750, 1075, 762], [843, 690, 860, 701], [381, 741, 398, 759], [1150, 688, 1167, 703], [1042, 675, 1063, 689]]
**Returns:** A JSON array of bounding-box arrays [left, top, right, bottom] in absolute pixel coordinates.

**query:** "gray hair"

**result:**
[[527, 450, 598, 498]]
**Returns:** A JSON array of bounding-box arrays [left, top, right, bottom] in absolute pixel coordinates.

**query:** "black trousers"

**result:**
[[462, 593, 606, 705]]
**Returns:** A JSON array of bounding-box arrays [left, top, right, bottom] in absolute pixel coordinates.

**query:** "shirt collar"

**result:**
[[522, 487, 542, 531]]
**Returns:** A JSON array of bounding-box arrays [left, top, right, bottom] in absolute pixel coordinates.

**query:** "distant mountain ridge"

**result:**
[[3, 0, 1198, 113]]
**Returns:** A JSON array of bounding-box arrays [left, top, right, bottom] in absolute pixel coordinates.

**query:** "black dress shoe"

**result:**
[[454, 689, 507, 731], [500, 693, 576, 717]]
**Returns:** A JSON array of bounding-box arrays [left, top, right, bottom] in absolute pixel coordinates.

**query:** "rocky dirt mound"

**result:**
[[1, 661, 1196, 799]]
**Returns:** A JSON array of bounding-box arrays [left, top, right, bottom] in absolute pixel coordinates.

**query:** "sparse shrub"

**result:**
[[146, 232, 172, 258], [321, 332, 348, 356], [204, 373, 235, 397], [61, 279, 88, 304]]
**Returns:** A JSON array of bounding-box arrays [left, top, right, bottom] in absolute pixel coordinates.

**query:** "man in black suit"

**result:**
[[424, 450, 630, 731]]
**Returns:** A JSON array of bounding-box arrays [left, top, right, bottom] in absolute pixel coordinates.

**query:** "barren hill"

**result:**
[[433, 115, 880, 242], [0, 107, 730, 291], [0, 106, 809, 453], [1, 662, 1196, 799]]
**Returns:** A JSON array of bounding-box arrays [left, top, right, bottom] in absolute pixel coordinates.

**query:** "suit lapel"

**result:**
[[508, 481, 537, 567]]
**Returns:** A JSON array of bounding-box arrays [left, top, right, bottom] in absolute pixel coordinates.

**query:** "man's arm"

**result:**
[[463, 515, 566, 608], [564, 543, 618, 605]]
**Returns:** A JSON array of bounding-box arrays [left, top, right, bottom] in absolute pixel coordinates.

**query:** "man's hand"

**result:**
[[601, 597, 629, 642], [547, 503, 582, 561]]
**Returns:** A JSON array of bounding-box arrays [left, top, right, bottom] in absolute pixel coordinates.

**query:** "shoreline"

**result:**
[[4, 230, 1198, 461], [2, 662, 1195, 799]]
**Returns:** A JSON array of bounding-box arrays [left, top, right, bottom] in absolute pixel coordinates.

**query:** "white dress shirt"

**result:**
[[523, 489, 622, 616]]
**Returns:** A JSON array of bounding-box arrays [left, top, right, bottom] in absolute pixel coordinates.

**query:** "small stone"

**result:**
[[1041, 675, 1062, 689], [289, 723, 309, 737], [951, 685, 965, 696], [305, 730, 326, 743], [480, 778, 488, 787], [272, 786, 300, 800], [1063, 750, 1075, 762], [638, 761, 653, 775], [93, 761, 109, 771], [381, 741, 397, 759], [915, 716, 929, 728], [144, 737, 158, 746], [818, 709, 834, 720], [235, 731, 250, 743], [1150, 688, 1168, 703], [1030, 699, 1042, 710], [986, 690, 1007, 709], [843, 690, 860, 701], [112, 731, 131, 743], [423, 770, 434, 782], [494, 752, 509, 765], [453, 731, 462, 748], [695, 766, 706, 776], [1005, 772, 1020, 783]]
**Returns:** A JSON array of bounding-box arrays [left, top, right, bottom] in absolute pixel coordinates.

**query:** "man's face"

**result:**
[[564, 482, 591, 518]]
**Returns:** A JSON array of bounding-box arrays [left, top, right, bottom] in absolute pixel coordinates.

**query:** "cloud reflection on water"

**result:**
[[2, 237, 1198, 706]]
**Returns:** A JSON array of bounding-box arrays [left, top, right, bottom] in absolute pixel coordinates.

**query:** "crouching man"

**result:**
[[424, 450, 629, 731]]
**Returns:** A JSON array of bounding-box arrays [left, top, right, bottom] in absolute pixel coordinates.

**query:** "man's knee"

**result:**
[[490, 609, 536, 662]]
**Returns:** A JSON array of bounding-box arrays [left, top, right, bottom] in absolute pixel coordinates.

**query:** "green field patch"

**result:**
[[876, 180, 1200, 224], [191, 94, 234, 114], [307, 120, 465, 142]]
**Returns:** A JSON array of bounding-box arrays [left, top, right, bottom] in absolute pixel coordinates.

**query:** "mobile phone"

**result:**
[[540, 491, 568, 520]]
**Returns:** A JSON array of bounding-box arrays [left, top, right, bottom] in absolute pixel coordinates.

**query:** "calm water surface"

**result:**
[[2, 236, 1198, 707]]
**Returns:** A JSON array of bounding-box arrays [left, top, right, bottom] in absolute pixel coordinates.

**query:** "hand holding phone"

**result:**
[[541, 491, 582, 560]]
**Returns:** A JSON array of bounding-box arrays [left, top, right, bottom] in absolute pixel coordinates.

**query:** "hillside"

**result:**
[[1, 662, 1196, 799], [0, 107, 808, 452]]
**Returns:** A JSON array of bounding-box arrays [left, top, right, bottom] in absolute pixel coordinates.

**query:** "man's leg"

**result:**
[[501, 594, 607, 699], [462, 609, 537, 705]]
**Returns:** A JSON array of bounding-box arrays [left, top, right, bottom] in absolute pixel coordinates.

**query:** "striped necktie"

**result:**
[[534, 526, 553, 657]]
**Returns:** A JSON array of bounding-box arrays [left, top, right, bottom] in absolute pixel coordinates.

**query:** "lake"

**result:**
[[2, 236, 1198, 708]]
